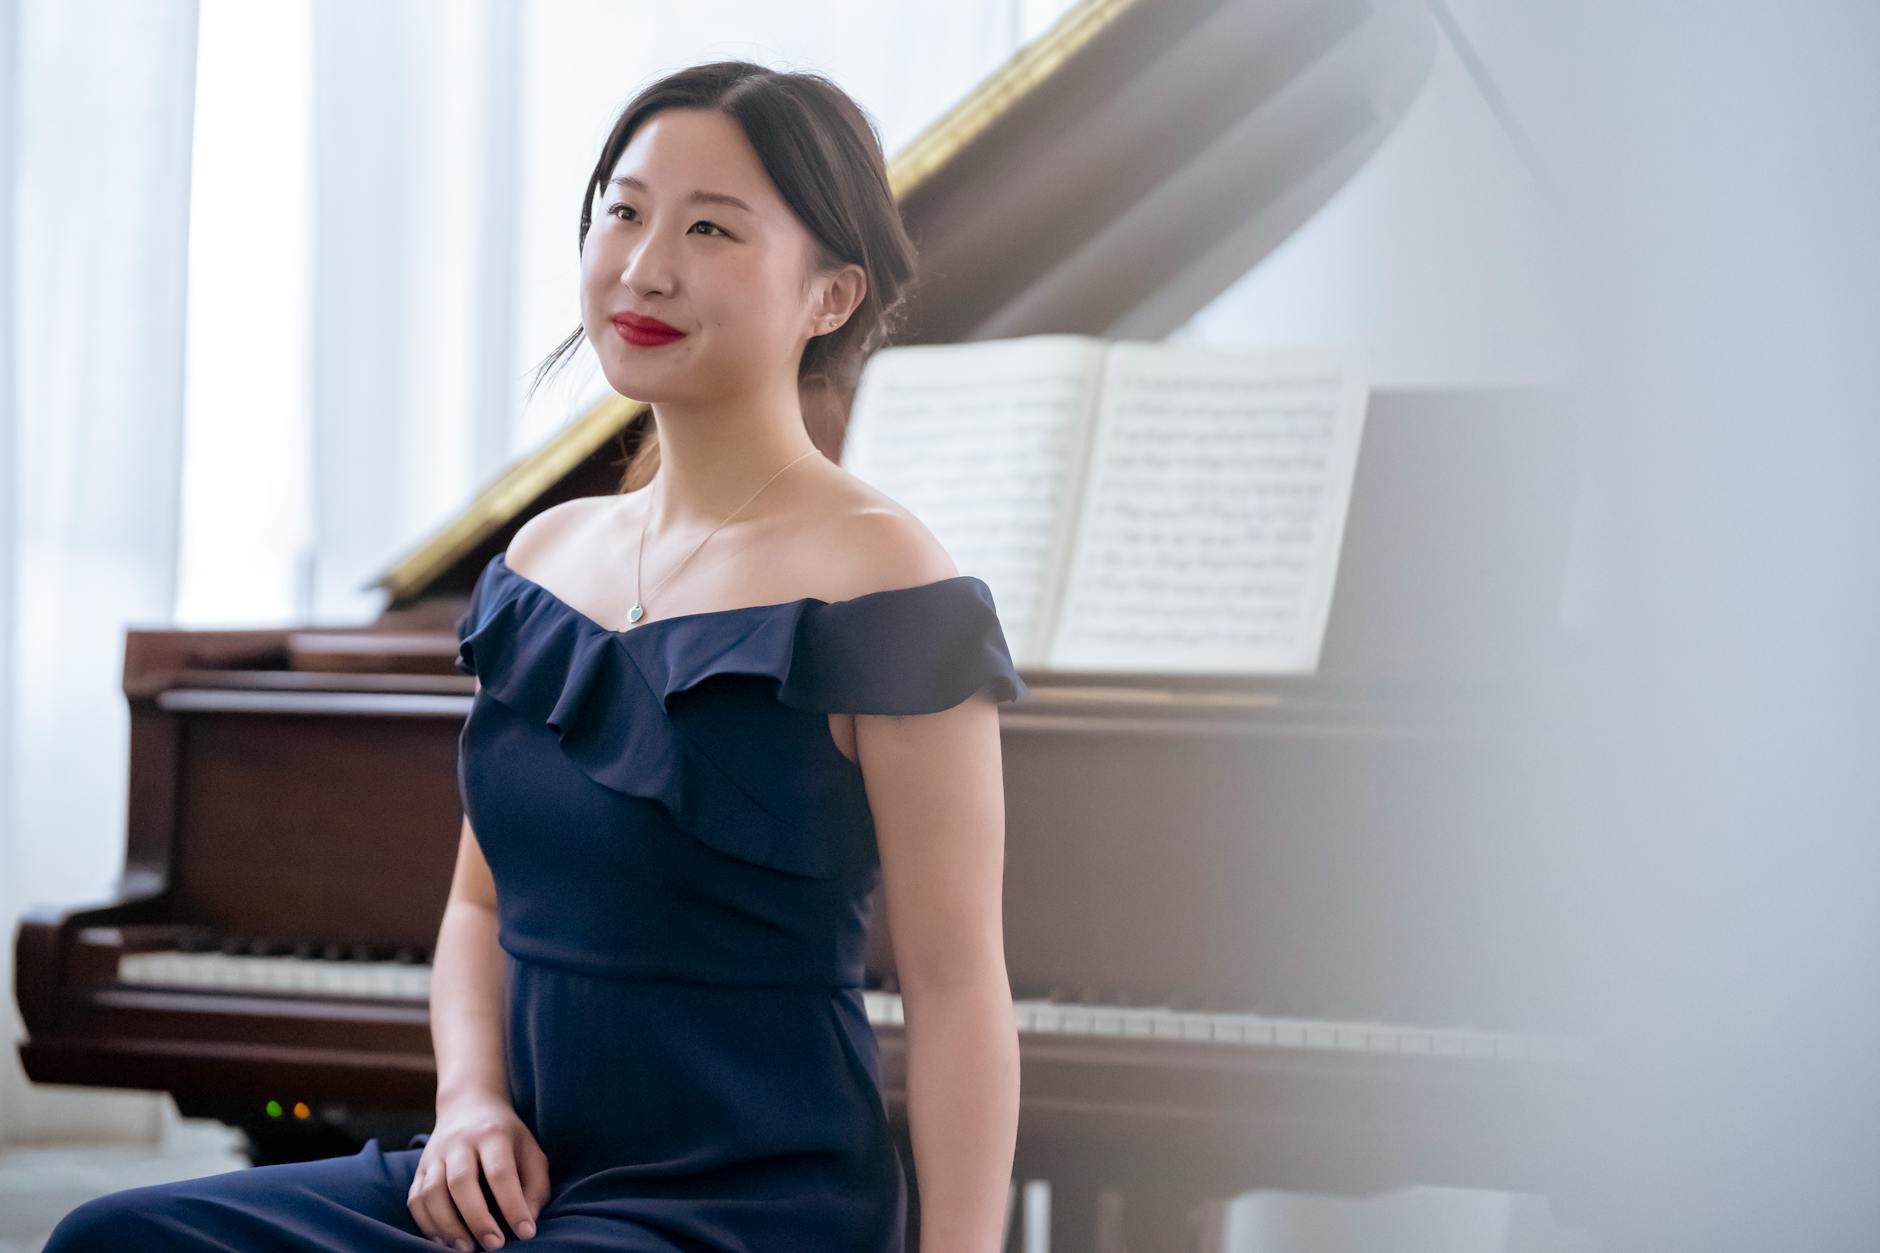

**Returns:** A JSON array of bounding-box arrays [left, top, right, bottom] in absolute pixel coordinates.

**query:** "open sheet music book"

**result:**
[[840, 335, 1371, 677]]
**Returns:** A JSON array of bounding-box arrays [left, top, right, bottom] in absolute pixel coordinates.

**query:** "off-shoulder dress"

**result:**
[[44, 549, 1030, 1253]]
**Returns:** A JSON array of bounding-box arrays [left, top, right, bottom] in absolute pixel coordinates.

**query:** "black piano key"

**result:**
[[321, 942, 348, 961], [219, 934, 249, 955], [292, 939, 321, 960], [177, 928, 218, 953], [392, 946, 427, 965]]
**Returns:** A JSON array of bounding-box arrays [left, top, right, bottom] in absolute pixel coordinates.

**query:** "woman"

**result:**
[[47, 60, 1028, 1252]]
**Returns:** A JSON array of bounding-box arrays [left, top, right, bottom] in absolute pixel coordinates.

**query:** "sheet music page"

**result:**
[[840, 335, 1105, 666], [1047, 341, 1370, 675]]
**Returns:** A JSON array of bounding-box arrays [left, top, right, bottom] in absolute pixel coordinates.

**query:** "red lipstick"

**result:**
[[612, 311, 687, 347]]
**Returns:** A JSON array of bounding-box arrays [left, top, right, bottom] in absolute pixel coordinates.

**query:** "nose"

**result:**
[[619, 228, 677, 298]]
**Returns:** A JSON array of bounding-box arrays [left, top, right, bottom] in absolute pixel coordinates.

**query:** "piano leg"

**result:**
[[1193, 1199, 1231, 1252], [1120, 1185, 1221, 1253], [1046, 1176, 1103, 1253], [1018, 1173, 1216, 1253], [1097, 1185, 1128, 1253]]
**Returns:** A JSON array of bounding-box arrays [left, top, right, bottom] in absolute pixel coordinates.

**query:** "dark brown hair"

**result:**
[[528, 60, 920, 490]]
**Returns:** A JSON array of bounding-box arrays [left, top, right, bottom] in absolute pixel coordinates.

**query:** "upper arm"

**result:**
[[450, 555, 492, 911], [454, 658, 493, 909], [447, 815, 499, 913], [860, 692, 1010, 994], [845, 511, 1009, 993]]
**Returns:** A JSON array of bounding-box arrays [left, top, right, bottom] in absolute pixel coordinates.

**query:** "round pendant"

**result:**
[[627, 603, 645, 623]]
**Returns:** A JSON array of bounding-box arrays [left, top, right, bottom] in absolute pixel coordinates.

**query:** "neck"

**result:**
[[645, 380, 821, 528]]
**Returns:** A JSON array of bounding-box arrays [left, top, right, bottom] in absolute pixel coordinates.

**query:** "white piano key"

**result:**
[[118, 950, 434, 1001]]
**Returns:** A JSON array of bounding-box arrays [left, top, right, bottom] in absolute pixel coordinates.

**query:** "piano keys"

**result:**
[[96, 925, 1582, 1065], [114, 928, 434, 1000]]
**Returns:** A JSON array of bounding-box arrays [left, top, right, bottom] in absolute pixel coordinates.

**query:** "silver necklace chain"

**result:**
[[628, 446, 819, 625]]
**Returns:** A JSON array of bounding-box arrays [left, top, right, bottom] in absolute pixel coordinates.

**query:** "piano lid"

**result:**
[[370, 0, 1436, 608]]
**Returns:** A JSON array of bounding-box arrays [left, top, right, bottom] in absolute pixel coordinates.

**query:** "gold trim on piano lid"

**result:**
[[887, 0, 1143, 192], [366, 0, 1148, 606]]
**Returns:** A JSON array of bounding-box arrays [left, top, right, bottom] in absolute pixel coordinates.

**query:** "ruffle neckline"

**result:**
[[452, 552, 1029, 879]]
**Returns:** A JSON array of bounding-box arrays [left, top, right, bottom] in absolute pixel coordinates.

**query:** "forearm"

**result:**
[[429, 899, 509, 1110], [903, 976, 1021, 1253]]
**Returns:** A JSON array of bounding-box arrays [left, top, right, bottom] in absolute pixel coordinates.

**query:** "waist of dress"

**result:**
[[501, 937, 865, 989]]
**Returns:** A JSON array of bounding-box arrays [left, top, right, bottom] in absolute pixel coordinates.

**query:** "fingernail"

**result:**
[[518, 1220, 536, 1238], [452, 1242, 473, 1252], [481, 1235, 504, 1250]]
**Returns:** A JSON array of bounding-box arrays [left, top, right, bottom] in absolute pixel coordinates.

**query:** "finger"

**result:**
[[476, 1138, 537, 1240], [427, 1151, 485, 1251], [444, 1147, 505, 1249], [405, 1163, 436, 1241], [517, 1134, 553, 1219], [411, 1161, 473, 1249]]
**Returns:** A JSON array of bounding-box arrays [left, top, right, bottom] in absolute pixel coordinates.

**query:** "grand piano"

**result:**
[[13, 0, 1599, 1248]]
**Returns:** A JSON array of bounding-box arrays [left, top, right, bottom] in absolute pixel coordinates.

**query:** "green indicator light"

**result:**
[[265, 1099, 283, 1118]]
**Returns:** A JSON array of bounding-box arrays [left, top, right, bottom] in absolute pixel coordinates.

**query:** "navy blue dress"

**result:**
[[45, 550, 1030, 1252]]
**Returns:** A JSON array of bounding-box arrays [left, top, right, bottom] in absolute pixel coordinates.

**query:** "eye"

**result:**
[[606, 203, 728, 237]]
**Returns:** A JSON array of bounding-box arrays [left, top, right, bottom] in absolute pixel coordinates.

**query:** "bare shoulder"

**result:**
[[809, 469, 960, 599], [505, 494, 626, 570]]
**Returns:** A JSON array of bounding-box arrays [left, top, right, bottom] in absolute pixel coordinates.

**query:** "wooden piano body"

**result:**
[[14, 0, 1599, 1246]]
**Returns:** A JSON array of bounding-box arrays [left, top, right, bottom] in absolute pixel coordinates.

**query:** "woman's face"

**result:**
[[580, 107, 845, 408]]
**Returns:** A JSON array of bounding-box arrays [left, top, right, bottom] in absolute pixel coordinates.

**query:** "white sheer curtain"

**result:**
[[1, 0, 201, 1145], [1, 0, 1052, 1147]]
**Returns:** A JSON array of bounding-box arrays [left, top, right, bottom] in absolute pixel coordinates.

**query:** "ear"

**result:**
[[810, 263, 868, 338]]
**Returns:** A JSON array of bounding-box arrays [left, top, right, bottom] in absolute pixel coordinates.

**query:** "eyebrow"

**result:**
[[606, 175, 753, 214]]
